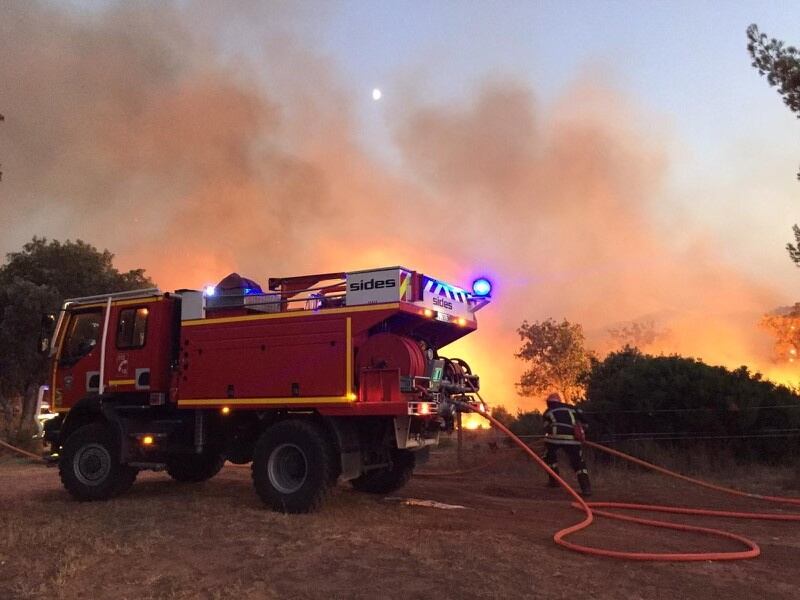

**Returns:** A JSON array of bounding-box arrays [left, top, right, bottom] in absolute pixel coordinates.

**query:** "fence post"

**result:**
[[457, 411, 463, 466]]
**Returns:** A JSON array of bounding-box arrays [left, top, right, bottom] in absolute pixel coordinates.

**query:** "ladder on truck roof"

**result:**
[[63, 288, 162, 307]]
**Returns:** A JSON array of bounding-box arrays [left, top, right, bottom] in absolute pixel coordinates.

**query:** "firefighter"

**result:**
[[542, 393, 591, 497]]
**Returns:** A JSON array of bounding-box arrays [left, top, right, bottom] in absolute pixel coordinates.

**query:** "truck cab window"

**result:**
[[62, 310, 103, 360], [117, 307, 149, 349]]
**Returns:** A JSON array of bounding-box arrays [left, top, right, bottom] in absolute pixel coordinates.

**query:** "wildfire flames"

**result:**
[[757, 310, 800, 388], [460, 413, 491, 431], [0, 3, 797, 412]]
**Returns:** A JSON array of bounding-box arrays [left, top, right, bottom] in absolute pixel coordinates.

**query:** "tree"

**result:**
[[788, 225, 800, 268], [509, 409, 543, 438], [515, 318, 593, 403], [748, 25, 800, 122], [0, 279, 59, 442], [0, 112, 4, 181], [747, 25, 800, 266], [490, 405, 515, 427], [0, 238, 154, 441], [608, 319, 666, 350]]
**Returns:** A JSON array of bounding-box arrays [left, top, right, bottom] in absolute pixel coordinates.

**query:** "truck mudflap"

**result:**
[[393, 416, 439, 450]]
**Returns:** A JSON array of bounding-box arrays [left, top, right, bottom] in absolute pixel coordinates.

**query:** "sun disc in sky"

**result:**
[[372, 88, 382, 101]]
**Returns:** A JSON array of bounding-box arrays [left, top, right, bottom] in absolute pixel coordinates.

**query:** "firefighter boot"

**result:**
[[547, 466, 560, 488], [577, 472, 592, 497]]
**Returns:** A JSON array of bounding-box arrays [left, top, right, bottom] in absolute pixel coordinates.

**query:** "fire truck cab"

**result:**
[[42, 266, 489, 512]]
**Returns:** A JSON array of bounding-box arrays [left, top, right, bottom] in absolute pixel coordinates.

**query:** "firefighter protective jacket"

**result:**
[[543, 400, 587, 445]]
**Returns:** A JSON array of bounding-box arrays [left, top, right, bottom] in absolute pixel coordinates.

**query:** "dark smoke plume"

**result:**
[[0, 2, 784, 408]]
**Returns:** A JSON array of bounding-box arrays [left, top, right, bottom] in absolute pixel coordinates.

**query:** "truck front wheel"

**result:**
[[351, 449, 415, 494], [251, 420, 334, 513], [58, 423, 137, 501]]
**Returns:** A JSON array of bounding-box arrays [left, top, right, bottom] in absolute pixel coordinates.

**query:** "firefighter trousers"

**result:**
[[543, 441, 590, 493]]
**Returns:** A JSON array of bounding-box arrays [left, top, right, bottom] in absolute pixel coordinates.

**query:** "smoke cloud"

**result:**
[[0, 1, 787, 410]]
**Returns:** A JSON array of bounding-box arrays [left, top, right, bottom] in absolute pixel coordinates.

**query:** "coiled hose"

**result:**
[[462, 404, 800, 561]]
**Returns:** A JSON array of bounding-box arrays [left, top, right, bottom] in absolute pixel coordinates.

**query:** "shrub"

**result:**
[[581, 347, 800, 465]]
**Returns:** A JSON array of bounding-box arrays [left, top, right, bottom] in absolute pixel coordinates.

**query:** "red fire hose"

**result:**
[[469, 407, 800, 561], [4, 409, 797, 561], [0, 439, 45, 462]]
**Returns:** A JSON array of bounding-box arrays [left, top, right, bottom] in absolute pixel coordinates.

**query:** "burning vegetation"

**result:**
[[761, 305, 800, 377], [0, 3, 796, 412]]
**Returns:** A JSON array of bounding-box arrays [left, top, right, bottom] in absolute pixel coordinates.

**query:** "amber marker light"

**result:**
[[423, 309, 434, 317], [142, 435, 154, 446], [457, 317, 467, 326], [221, 406, 231, 415], [346, 392, 357, 401]]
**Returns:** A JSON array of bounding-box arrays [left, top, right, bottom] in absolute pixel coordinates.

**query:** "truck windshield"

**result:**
[[62, 310, 103, 360]]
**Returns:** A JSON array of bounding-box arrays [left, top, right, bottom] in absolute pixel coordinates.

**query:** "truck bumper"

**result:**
[[393, 416, 440, 450]]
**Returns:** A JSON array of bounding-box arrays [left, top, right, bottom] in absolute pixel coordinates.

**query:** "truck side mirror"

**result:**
[[38, 313, 56, 355]]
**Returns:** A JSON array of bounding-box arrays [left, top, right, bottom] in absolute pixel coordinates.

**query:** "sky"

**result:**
[[1, 1, 799, 410], [324, 0, 800, 283], [192, 0, 800, 289]]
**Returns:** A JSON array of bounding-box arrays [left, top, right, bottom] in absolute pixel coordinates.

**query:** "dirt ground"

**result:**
[[1, 445, 799, 600]]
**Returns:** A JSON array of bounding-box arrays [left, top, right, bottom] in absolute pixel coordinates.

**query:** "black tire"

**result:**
[[166, 451, 225, 483], [251, 420, 334, 513], [58, 423, 137, 501], [351, 449, 415, 494]]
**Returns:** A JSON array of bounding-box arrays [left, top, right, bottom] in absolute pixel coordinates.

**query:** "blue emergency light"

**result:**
[[472, 278, 492, 297]]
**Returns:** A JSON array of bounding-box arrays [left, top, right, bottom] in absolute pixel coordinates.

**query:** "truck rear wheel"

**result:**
[[166, 451, 225, 483], [351, 449, 415, 494], [58, 423, 137, 501], [252, 420, 334, 513]]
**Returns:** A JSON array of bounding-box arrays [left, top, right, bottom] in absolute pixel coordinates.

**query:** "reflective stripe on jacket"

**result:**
[[543, 403, 585, 445]]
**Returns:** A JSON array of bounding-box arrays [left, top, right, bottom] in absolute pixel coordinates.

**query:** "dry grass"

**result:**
[[2, 445, 800, 599]]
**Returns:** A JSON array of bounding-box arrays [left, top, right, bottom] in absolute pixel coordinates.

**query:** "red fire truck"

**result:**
[[41, 267, 490, 512]]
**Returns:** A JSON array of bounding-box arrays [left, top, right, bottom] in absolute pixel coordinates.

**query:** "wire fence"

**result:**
[[494, 402, 800, 443], [581, 404, 800, 415], [510, 430, 800, 442]]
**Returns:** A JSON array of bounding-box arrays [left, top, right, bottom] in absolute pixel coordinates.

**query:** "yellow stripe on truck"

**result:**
[[177, 396, 355, 407], [181, 302, 399, 327]]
